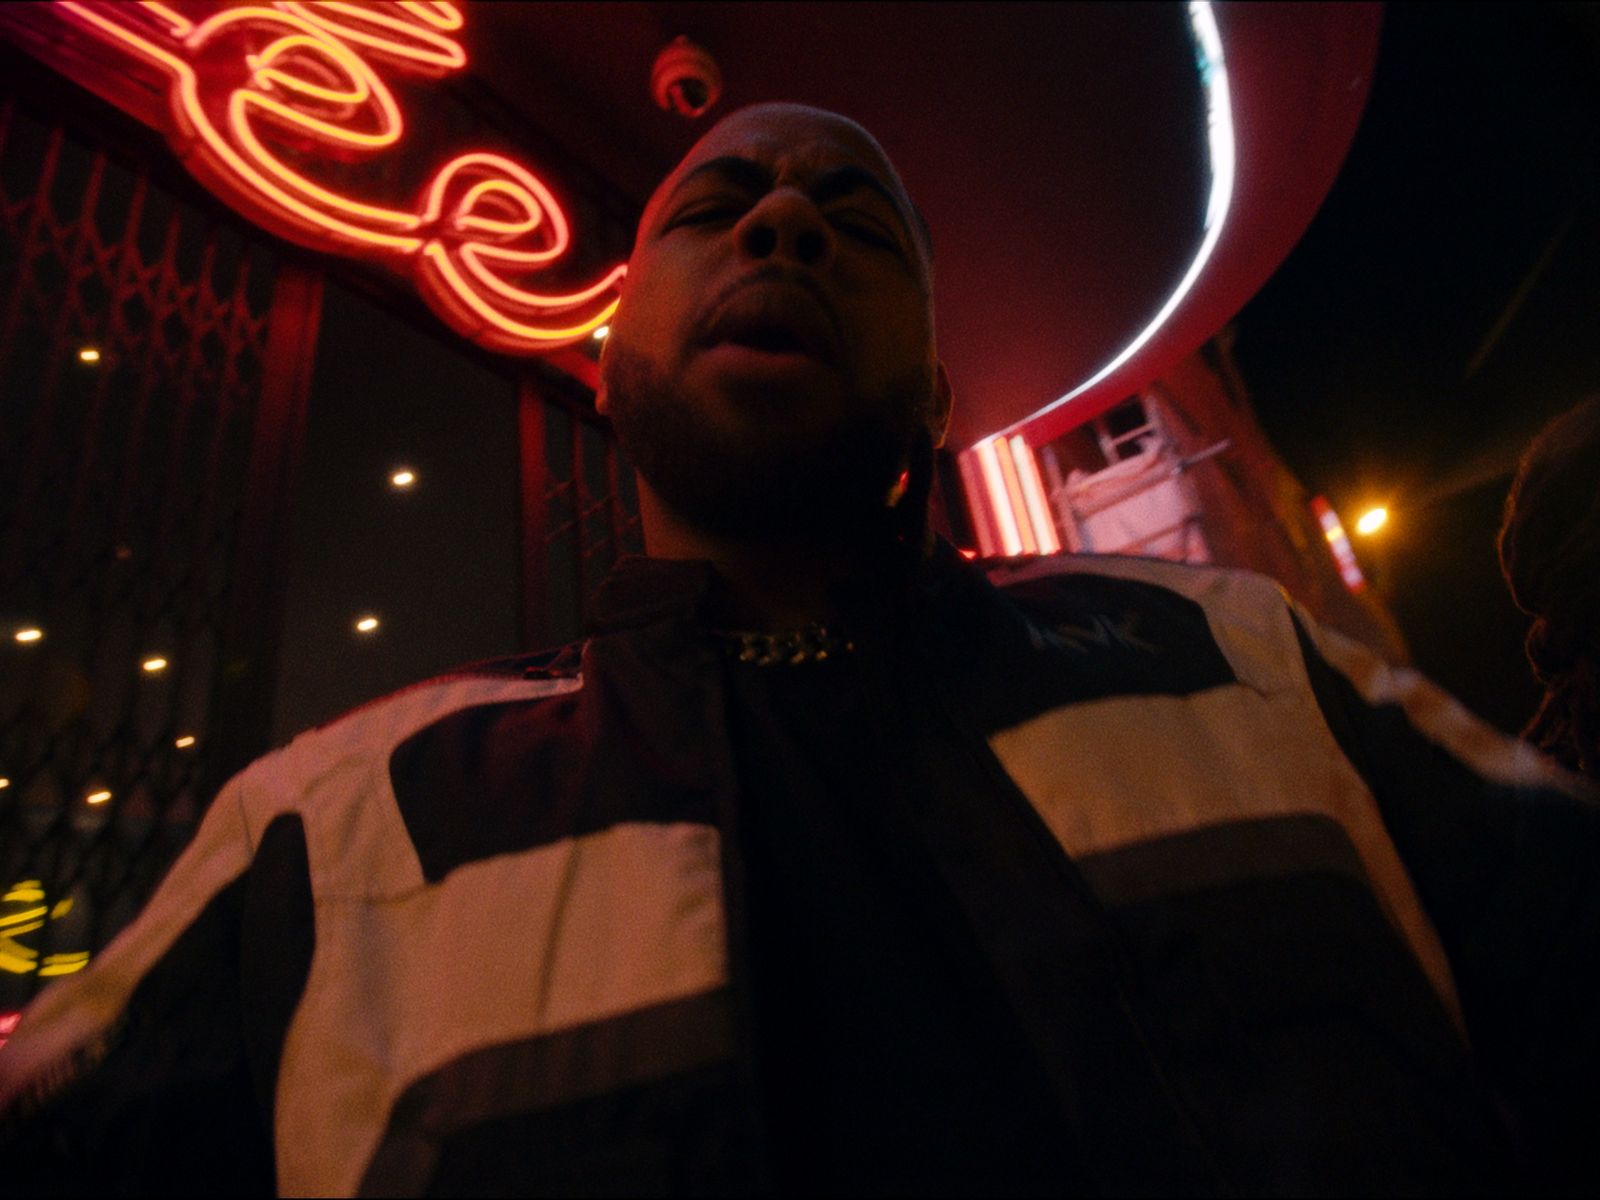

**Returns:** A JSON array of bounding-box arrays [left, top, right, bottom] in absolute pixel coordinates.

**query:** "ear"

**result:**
[[928, 360, 954, 448]]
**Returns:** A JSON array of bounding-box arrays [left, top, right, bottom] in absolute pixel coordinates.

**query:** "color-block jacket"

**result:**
[[2, 544, 1596, 1195]]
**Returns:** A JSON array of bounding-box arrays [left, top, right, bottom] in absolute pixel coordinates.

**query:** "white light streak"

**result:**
[[983, 0, 1235, 443], [976, 438, 1024, 556]]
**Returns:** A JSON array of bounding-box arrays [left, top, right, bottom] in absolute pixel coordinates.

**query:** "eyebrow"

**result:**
[[663, 155, 913, 237]]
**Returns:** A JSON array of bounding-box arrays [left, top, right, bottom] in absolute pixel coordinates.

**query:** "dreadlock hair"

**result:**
[[1497, 396, 1600, 778]]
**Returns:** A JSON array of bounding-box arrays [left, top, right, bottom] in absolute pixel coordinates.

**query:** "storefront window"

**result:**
[[271, 280, 522, 744]]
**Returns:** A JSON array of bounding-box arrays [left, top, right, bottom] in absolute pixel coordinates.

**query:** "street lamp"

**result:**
[[1355, 506, 1389, 536]]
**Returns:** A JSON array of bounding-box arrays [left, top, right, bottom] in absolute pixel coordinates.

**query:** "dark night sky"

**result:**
[[1231, 2, 1600, 734]]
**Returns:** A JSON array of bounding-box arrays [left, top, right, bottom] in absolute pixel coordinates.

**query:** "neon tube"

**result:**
[[53, 1, 624, 352], [1010, 436, 1061, 554], [976, 439, 1024, 556], [993, 438, 1038, 555], [956, 448, 998, 558], [983, 0, 1234, 443]]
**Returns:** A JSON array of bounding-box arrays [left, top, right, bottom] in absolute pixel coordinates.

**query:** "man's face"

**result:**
[[597, 104, 950, 542]]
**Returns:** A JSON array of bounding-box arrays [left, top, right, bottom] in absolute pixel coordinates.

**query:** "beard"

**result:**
[[602, 343, 936, 545]]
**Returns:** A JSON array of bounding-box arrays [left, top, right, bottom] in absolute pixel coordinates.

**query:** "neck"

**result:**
[[636, 479, 894, 631]]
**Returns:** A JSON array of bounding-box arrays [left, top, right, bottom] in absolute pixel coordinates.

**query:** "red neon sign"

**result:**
[[53, 1, 623, 352]]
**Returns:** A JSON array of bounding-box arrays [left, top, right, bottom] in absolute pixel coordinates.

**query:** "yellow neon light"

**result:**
[[39, 952, 92, 978], [0, 907, 48, 930], [0, 942, 39, 975], [55, 1, 623, 352], [1, 882, 92, 978]]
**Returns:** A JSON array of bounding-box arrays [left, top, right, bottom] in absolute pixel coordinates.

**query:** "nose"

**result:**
[[734, 189, 834, 269]]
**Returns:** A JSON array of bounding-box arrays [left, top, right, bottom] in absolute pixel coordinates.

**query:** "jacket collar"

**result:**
[[584, 556, 725, 637], [583, 538, 991, 644]]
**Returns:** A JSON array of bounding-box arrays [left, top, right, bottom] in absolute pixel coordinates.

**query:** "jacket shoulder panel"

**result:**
[[252, 658, 586, 900], [988, 554, 1300, 696]]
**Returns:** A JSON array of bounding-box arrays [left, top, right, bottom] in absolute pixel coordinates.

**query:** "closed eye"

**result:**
[[666, 204, 745, 230], [833, 220, 898, 250]]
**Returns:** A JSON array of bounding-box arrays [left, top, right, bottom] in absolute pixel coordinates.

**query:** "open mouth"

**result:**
[[699, 282, 839, 366], [722, 323, 811, 354]]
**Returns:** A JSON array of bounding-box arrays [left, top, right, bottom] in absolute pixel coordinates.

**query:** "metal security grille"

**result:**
[[0, 92, 301, 1008], [0, 68, 642, 1015], [521, 380, 645, 648]]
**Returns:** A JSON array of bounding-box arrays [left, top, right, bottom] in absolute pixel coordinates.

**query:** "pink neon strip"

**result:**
[[993, 438, 1037, 555], [976, 439, 1023, 556], [957, 448, 998, 558], [1010, 435, 1061, 554]]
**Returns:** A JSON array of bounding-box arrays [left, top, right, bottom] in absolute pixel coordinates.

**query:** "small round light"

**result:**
[[85, 790, 112, 806], [0, 778, 10, 790], [390, 469, 416, 489], [174, 735, 196, 749], [355, 615, 380, 634], [1355, 507, 1389, 537], [78, 347, 101, 364], [141, 656, 169, 673], [592, 324, 610, 341], [14, 628, 42, 644]]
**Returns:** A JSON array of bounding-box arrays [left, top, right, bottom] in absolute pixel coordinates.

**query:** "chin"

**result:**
[[606, 342, 920, 540]]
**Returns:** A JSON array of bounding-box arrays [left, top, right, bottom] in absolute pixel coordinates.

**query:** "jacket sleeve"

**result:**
[[0, 768, 305, 1196], [1289, 604, 1600, 1192]]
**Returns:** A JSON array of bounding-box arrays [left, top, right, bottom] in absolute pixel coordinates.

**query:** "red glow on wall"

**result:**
[[53, 1, 622, 352]]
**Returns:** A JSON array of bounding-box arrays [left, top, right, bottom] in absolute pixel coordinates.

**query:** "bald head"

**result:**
[[638, 103, 933, 275], [596, 103, 951, 545]]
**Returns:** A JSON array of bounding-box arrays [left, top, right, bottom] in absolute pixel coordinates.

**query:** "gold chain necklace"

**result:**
[[710, 623, 857, 666]]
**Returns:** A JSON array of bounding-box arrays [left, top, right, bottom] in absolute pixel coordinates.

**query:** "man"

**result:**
[[2, 103, 1597, 1196]]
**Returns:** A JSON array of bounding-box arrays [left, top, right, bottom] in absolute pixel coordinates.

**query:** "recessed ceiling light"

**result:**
[[356, 615, 380, 633]]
